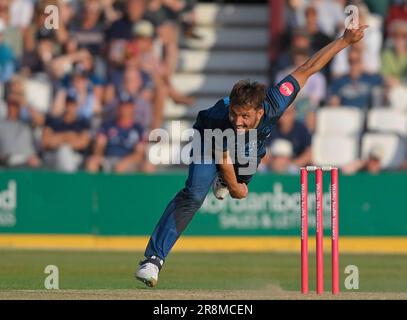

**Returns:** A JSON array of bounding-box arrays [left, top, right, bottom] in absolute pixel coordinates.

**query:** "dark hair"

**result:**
[[229, 80, 266, 110]]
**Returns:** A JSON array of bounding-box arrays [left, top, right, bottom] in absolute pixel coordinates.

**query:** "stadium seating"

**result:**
[[315, 107, 365, 136], [367, 108, 407, 137], [24, 77, 52, 113], [312, 135, 359, 167], [361, 133, 406, 169], [389, 85, 407, 112]]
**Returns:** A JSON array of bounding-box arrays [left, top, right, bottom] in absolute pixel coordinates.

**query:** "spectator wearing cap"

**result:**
[[86, 93, 145, 173], [385, 0, 407, 37], [266, 106, 312, 167], [0, 97, 40, 168], [328, 46, 383, 109], [41, 91, 91, 172], [0, 18, 15, 82], [262, 139, 298, 174], [52, 64, 102, 123], [382, 20, 407, 88], [342, 145, 384, 175]]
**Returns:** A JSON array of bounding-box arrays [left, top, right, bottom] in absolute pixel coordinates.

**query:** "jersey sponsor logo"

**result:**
[[279, 82, 294, 97]]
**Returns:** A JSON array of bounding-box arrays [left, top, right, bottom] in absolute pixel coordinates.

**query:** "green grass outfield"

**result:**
[[1, 250, 407, 299]]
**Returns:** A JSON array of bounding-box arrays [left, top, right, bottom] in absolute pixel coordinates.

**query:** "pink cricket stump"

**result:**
[[331, 168, 339, 294], [300, 168, 309, 294], [315, 168, 324, 294]]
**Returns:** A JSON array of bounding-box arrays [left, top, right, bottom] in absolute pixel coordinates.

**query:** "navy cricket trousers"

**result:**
[[144, 160, 218, 260], [144, 158, 256, 260]]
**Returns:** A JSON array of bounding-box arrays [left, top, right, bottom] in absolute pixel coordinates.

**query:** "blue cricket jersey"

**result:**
[[193, 75, 301, 160]]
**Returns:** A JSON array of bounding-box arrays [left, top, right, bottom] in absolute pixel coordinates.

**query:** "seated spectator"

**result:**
[[21, 0, 69, 75], [0, 0, 23, 59], [382, 20, 407, 88], [342, 145, 383, 175], [106, 0, 147, 84], [328, 47, 383, 109], [105, 66, 153, 131], [4, 75, 45, 127], [0, 98, 40, 168], [0, 18, 15, 82], [41, 91, 91, 172], [52, 65, 102, 123], [276, 28, 312, 76], [304, 6, 332, 53], [86, 94, 145, 173], [69, 0, 105, 56], [312, 0, 345, 38], [331, 4, 383, 77], [262, 139, 298, 174], [266, 106, 312, 167], [127, 19, 194, 128], [276, 48, 326, 132], [385, 0, 407, 37]]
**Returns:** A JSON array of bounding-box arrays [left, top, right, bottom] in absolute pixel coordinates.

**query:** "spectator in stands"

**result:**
[[126, 19, 194, 127], [266, 106, 312, 167], [0, 18, 15, 82], [262, 139, 298, 174], [86, 94, 145, 173], [304, 6, 332, 53], [52, 65, 102, 124], [0, 0, 23, 60], [276, 48, 326, 132], [106, 0, 147, 84], [342, 145, 383, 175], [105, 66, 154, 131], [22, 1, 68, 75], [69, 0, 105, 56], [276, 28, 312, 76], [328, 46, 383, 109], [0, 97, 40, 168], [285, 0, 307, 30], [42, 90, 91, 172], [331, 3, 383, 78], [51, 48, 106, 103], [9, 0, 34, 30], [385, 0, 407, 37], [312, 0, 345, 38], [382, 20, 407, 88], [4, 75, 45, 127]]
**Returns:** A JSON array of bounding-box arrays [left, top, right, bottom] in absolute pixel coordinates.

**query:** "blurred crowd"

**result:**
[[262, 0, 407, 175], [0, 0, 196, 173], [1, 0, 407, 175]]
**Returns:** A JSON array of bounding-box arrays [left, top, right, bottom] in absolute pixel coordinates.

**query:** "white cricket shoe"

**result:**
[[135, 256, 163, 288], [213, 175, 229, 200]]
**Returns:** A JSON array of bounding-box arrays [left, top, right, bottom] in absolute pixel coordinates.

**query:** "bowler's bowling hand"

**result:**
[[230, 183, 248, 199]]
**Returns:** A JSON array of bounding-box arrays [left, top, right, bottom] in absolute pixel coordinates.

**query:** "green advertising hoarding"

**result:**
[[0, 171, 406, 236]]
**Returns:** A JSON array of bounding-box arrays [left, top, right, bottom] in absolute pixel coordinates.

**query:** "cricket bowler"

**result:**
[[136, 26, 368, 287]]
